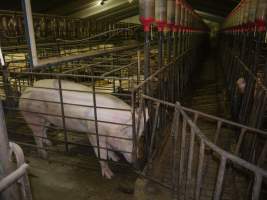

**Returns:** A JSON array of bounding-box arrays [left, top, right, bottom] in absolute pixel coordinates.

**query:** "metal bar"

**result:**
[[144, 31, 150, 94], [148, 102, 160, 160], [252, 173, 262, 200], [58, 78, 69, 153], [193, 113, 199, 124], [0, 100, 15, 200], [214, 121, 222, 145], [172, 104, 181, 200], [0, 46, 5, 66], [143, 96, 267, 176], [102, 61, 138, 77], [185, 126, 195, 200], [21, 0, 38, 68], [0, 163, 28, 192], [195, 140, 205, 200], [34, 44, 142, 70], [9, 69, 139, 80], [133, 49, 192, 92], [178, 117, 187, 196], [131, 91, 137, 165], [142, 94, 267, 136], [92, 80, 101, 160], [213, 156, 227, 200], [62, 62, 103, 74], [19, 0, 142, 70], [234, 128, 246, 155]]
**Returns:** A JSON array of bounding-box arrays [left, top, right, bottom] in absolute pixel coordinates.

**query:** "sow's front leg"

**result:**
[[88, 134, 114, 179]]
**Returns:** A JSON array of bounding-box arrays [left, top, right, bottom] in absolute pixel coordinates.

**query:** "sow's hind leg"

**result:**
[[21, 112, 51, 158]]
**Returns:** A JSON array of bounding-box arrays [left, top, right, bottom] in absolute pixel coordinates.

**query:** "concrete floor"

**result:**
[[26, 151, 137, 200]]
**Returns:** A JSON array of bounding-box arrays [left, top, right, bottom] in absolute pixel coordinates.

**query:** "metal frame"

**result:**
[[141, 94, 267, 200]]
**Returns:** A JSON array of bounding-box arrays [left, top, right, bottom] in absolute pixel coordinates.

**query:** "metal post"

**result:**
[[58, 78, 69, 153], [92, 80, 101, 160], [0, 101, 17, 200], [144, 31, 150, 95], [131, 91, 138, 167], [21, 0, 38, 68]]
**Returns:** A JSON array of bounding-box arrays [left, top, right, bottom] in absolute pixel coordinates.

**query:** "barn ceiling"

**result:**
[[0, 0, 239, 22]]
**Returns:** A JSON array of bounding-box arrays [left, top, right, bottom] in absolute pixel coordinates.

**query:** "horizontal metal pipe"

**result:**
[[56, 27, 140, 44], [141, 95, 267, 136], [14, 139, 132, 155], [9, 70, 137, 80], [141, 95, 267, 178], [33, 44, 142, 70], [102, 61, 138, 77], [5, 107, 133, 127], [0, 163, 28, 192]]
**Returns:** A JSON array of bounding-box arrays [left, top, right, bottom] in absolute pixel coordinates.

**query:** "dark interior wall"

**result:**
[[0, 0, 70, 13]]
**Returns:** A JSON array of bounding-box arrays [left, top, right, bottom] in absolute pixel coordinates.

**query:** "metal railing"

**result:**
[[141, 94, 267, 200], [0, 142, 32, 200]]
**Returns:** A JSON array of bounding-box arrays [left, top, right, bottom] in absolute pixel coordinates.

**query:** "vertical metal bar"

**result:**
[[92, 79, 101, 160], [172, 104, 181, 200], [252, 173, 262, 200], [144, 31, 150, 95], [214, 121, 222, 145], [148, 102, 160, 160], [0, 100, 16, 200], [195, 140, 205, 200], [137, 50, 141, 85], [21, 0, 38, 68], [234, 128, 246, 155], [58, 78, 69, 153], [185, 125, 195, 200], [178, 117, 187, 196], [0, 46, 5, 66], [110, 53, 115, 93], [193, 113, 199, 124], [131, 91, 138, 166], [213, 156, 227, 200]]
